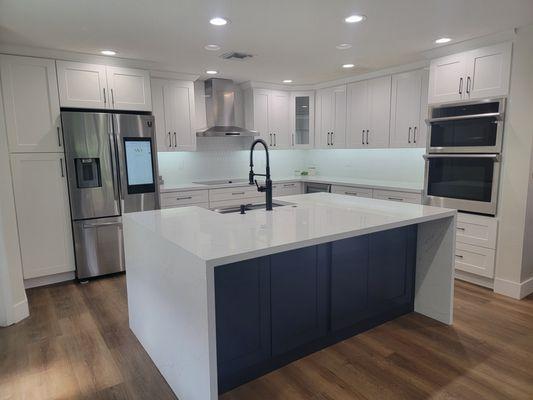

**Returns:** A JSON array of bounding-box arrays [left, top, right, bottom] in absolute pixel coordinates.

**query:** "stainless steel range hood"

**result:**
[[196, 78, 258, 137]]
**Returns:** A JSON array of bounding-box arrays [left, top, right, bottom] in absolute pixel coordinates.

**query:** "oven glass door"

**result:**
[[430, 116, 499, 149], [426, 156, 496, 202]]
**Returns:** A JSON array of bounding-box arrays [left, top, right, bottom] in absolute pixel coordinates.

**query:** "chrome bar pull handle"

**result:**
[[366, 130, 370, 145], [168, 132, 171, 147], [362, 130, 364, 145], [331, 131, 334, 146], [57, 126, 62, 147], [459, 77, 463, 95], [103, 88, 106, 104], [59, 158, 64, 177], [408, 127, 412, 143], [174, 132, 177, 147], [413, 126, 417, 143], [466, 76, 471, 94], [111, 88, 115, 106]]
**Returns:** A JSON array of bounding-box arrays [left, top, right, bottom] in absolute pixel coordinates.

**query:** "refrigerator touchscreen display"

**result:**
[[124, 138, 155, 193]]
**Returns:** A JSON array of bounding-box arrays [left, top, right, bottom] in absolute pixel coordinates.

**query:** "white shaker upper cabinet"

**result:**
[[428, 42, 512, 104], [346, 76, 390, 148], [245, 88, 290, 149], [106, 66, 152, 111], [390, 69, 427, 148], [315, 85, 346, 149], [0, 55, 62, 153], [57, 61, 108, 109], [268, 91, 290, 149], [428, 53, 466, 104], [151, 78, 196, 152], [10, 153, 74, 279], [466, 42, 512, 100]]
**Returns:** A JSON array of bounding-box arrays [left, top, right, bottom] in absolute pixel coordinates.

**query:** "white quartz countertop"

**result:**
[[159, 176, 423, 193], [125, 193, 454, 267]]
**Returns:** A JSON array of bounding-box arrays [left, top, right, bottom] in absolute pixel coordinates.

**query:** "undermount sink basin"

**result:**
[[212, 201, 295, 214]]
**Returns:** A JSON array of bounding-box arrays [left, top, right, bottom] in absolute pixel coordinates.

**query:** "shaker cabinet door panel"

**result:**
[[106, 66, 152, 111], [390, 71, 422, 148], [428, 54, 466, 104], [467, 42, 512, 100], [368, 226, 417, 311], [0, 55, 62, 152], [57, 61, 108, 109], [366, 76, 391, 148], [330, 235, 370, 330], [215, 258, 271, 377], [268, 91, 290, 149], [10, 153, 74, 279], [346, 80, 368, 148], [164, 81, 196, 150], [270, 246, 328, 355]]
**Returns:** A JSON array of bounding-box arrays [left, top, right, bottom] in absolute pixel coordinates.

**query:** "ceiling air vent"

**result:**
[[220, 51, 253, 60]]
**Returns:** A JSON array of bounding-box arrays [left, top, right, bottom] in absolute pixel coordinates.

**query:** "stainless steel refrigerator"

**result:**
[[61, 112, 160, 280]]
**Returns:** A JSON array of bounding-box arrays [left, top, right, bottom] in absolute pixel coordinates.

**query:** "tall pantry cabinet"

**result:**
[[0, 54, 75, 281]]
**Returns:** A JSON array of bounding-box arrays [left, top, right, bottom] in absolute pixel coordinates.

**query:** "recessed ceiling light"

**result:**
[[205, 70, 218, 75], [344, 14, 366, 23], [342, 64, 355, 69], [283, 79, 293, 83], [435, 37, 452, 44], [204, 44, 221, 51], [336, 43, 352, 50], [209, 17, 228, 26], [100, 50, 117, 56]]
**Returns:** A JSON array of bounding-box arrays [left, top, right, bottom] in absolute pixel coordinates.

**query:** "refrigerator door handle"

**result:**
[[108, 117, 121, 212]]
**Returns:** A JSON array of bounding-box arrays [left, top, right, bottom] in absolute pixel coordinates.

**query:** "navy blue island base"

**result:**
[[215, 224, 418, 393]]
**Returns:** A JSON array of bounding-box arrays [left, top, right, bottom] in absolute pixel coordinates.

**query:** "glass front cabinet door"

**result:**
[[290, 92, 315, 149]]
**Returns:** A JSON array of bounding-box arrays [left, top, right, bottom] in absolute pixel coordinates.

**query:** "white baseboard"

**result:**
[[494, 276, 533, 299], [11, 298, 29, 324], [455, 270, 494, 289], [24, 271, 75, 289]]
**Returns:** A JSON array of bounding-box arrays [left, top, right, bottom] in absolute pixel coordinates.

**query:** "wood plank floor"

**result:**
[[1, 277, 532, 400]]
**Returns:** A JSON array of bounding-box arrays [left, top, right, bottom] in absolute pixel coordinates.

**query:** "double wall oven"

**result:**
[[424, 99, 505, 215]]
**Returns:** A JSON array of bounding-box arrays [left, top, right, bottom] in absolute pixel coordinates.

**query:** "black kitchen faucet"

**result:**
[[248, 138, 273, 211]]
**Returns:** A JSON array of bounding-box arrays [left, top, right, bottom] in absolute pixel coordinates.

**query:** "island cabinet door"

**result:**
[[270, 245, 329, 356], [214, 258, 271, 379], [330, 235, 370, 331], [368, 226, 417, 313]]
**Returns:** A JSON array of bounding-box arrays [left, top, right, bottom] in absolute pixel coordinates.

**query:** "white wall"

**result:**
[[494, 25, 533, 298]]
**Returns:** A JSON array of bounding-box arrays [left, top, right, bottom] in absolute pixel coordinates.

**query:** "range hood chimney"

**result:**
[[196, 78, 258, 137]]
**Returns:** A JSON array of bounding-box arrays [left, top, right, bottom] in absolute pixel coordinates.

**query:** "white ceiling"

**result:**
[[1, 0, 533, 84]]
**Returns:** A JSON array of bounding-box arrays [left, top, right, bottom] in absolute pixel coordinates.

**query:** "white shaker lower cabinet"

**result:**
[[0, 55, 62, 153], [331, 185, 373, 198], [105, 66, 152, 111], [56, 61, 108, 109], [151, 78, 196, 151], [455, 212, 498, 280], [160, 189, 209, 208], [373, 189, 422, 204], [10, 153, 74, 279], [390, 69, 428, 148], [272, 182, 302, 197]]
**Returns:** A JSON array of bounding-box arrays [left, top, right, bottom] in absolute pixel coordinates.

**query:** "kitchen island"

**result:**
[[124, 193, 456, 400]]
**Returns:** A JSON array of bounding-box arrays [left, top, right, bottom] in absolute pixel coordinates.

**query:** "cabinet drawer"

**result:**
[[373, 189, 422, 204], [456, 213, 498, 249], [161, 202, 209, 210], [210, 197, 264, 209], [455, 242, 495, 278], [273, 182, 302, 197], [331, 185, 373, 198], [209, 185, 260, 202], [160, 189, 208, 207]]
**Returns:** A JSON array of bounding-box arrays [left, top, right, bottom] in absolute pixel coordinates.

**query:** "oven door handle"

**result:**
[[424, 154, 501, 161], [426, 112, 503, 124]]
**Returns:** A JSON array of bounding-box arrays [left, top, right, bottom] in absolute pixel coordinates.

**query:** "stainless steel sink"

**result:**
[[193, 178, 249, 185], [212, 201, 294, 214]]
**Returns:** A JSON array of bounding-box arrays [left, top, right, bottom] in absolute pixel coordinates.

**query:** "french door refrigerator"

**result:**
[[61, 112, 160, 279]]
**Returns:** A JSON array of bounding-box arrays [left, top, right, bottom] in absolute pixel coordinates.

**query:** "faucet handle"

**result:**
[[254, 180, 265, 192]]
